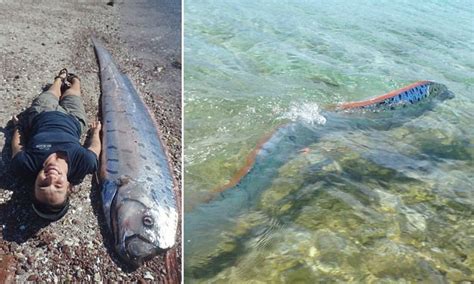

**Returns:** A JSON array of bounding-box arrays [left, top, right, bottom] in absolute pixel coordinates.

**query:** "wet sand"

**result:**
[[0, 0, 181, 282]]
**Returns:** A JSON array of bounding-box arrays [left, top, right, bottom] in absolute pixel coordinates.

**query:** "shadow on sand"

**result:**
[[0, 114, 52, 245]]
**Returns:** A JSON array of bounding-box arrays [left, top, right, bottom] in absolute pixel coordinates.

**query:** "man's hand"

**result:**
[[12, 115, 19, 126], [86, 121, 102, 158], [11, 115, 23, 158], [89, 121, 102, 135]]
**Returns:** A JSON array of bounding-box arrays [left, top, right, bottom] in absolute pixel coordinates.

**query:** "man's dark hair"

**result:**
[[31, 193, 70, 221]]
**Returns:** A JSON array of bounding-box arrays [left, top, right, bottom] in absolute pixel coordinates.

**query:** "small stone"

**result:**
[[27, 274, 39, 281], [9, 243, 18, 252], [62, 245, 70, 256], [143, 271, 154, 281], [171, 61, 181, 69], [94, 272, 101, 281], [27, 255, 35, 265], [15, 253, 26, 263]]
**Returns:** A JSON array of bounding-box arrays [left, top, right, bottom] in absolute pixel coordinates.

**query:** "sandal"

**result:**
[[54, 68, 68, 85], [67, 73, 80, 84]]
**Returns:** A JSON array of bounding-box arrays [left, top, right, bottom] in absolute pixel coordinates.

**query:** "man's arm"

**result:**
[[86, 121, 102, 158], [11, 115, 23, 158]]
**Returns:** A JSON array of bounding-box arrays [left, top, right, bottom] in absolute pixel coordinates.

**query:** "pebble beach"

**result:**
[[0, 0, 182, 282]]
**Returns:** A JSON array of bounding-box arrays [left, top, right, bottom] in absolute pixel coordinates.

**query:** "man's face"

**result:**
[[34, 160, 69, 206]]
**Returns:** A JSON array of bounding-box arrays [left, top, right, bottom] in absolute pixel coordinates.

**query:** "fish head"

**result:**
[[428, 82, 454, 102], [395, 82, 454, 119], [111, 176, 177, 266], [390, 82, 454, 118]]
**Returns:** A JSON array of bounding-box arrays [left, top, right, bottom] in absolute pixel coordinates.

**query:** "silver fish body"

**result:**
[[93, 38, 178, 266]]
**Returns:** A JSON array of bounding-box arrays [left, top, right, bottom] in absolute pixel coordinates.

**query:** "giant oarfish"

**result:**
[[92, 37, 178, 266], [184, 81, 453, 265]]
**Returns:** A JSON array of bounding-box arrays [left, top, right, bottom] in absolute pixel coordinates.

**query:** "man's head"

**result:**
[[32, 153, 71, 220]]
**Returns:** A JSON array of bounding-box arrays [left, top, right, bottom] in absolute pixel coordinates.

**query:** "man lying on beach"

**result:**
[[10, 69, 101, 221]]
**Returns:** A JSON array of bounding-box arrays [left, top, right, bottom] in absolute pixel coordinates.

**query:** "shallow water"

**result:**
[[184, 0, 474, 282]]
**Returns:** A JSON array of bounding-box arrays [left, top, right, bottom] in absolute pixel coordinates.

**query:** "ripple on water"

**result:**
[[185, 0, 474, 281], [281, 102, 327, 125]]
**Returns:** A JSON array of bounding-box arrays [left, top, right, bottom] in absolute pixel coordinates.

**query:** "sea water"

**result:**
[[184, 0, 474, 282]]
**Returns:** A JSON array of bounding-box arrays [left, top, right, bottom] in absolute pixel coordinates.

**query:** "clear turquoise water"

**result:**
[[184, 0, 474, 282]]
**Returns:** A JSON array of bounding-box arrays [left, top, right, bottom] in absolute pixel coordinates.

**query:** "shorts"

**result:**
[[28, 91, 88, 134]]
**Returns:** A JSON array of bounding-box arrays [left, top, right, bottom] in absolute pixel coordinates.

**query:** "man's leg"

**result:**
[[62, 77, 81, 97], [60, 77, 88, 134], [27, 70, 67, 126], [47, 76, 63, 99]]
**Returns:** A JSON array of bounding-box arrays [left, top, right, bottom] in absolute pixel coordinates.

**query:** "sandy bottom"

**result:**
[[0, 0, 181, 282]]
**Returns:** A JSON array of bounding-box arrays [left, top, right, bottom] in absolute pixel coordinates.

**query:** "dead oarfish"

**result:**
[[92, 37, 178, 266]]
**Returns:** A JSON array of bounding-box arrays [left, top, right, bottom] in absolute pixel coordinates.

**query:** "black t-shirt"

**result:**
[[11, 111, 98, 185]]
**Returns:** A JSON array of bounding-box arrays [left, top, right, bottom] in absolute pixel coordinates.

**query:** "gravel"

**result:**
[[0, 0, 181, 282]]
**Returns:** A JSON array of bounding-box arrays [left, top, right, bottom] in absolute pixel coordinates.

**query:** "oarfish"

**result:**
[[92, 37, 178, 266], [184, 81, 453, 267]]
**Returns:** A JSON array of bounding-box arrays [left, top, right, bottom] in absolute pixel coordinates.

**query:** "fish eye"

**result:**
[[143, 216, 154, 227]]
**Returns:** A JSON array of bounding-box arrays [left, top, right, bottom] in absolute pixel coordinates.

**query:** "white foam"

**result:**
[[281, 102, 327, 125]]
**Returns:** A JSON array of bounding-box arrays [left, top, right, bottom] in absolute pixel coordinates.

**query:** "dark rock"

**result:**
[[27, 255, 34, 265], [15, 267, 25, 275], [61, 245, 70, 256], [171, 60, 181, 69], [27, 274, 38, 281]]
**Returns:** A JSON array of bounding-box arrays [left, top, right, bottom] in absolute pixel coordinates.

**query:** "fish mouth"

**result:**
[[118, 234, 159, 265], [110, 195, 156, 265], [438, 90, 455, 101]]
